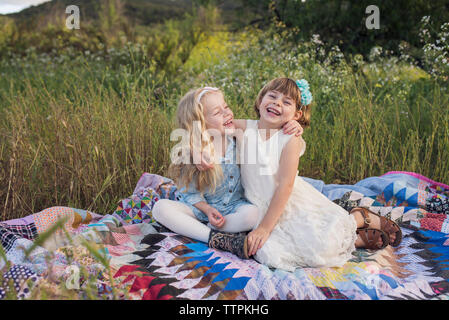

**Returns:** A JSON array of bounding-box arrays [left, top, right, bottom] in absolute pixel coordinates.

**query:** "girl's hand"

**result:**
[[195, 151, 214, 172], [282, 120, 303, 137], [247, 227, 270, 256], [205, 207, 225, 229]]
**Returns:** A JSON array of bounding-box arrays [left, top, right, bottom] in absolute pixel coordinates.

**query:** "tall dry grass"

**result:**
[[1, 28, 448, 220], [0, 65, 176, 220]]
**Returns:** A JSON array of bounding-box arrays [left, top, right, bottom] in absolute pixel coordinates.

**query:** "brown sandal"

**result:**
[[350, 207, 403, 247], [357, 228, 390, 250]]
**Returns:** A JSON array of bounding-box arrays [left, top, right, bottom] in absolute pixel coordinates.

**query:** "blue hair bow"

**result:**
[[295, 79, 313, 106]]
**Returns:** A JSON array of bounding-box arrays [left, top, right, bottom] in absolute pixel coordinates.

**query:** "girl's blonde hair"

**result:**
[[254, 77, 312, 129], [168, 88, 223, 194]]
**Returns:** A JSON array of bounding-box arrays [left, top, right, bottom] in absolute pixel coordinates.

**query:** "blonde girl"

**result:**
[[153, 87, 261, 258]]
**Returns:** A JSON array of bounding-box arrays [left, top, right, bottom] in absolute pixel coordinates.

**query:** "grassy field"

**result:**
[[1, 23, 448, 221]]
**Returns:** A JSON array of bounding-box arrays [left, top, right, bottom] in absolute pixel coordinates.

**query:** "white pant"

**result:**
[[152, 199, 259, 243]]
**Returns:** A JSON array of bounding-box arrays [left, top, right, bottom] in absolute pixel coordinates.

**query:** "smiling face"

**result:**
[[201, 91, 235, 135], [257, 90, 301, 127]]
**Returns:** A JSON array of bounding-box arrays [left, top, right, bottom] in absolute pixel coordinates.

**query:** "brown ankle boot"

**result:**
[[208, 230, 249, 259]]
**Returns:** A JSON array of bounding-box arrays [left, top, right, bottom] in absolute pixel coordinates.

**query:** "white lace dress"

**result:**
[[239, 120, 358, 271]]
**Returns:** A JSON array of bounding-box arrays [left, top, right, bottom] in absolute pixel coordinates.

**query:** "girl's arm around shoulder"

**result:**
[[231, 119, 247, 146], [234, 119, 303, 137], [233, 119, 247, 131]]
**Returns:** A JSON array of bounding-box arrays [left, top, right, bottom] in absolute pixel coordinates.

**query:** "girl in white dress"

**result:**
[[233, 77, 401, 271]]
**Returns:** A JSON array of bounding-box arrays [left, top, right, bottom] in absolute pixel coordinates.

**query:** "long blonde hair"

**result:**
[[168, 88, 223, 194]]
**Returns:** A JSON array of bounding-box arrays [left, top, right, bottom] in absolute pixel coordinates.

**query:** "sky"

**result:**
[[0, 0, 51, 14]]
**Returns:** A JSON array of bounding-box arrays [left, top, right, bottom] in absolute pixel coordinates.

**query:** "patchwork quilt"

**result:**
[[1, 171, 448, 300]]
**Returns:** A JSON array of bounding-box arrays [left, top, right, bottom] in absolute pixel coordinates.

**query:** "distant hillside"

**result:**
[[4, 0, 256, 28], [6, 0, 193, 25]]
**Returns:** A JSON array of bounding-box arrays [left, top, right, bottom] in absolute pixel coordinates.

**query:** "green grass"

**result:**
[[1, 28, 448, 221]]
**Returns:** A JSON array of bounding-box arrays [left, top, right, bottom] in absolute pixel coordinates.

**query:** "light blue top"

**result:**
[[178, 136, 252, 222]]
